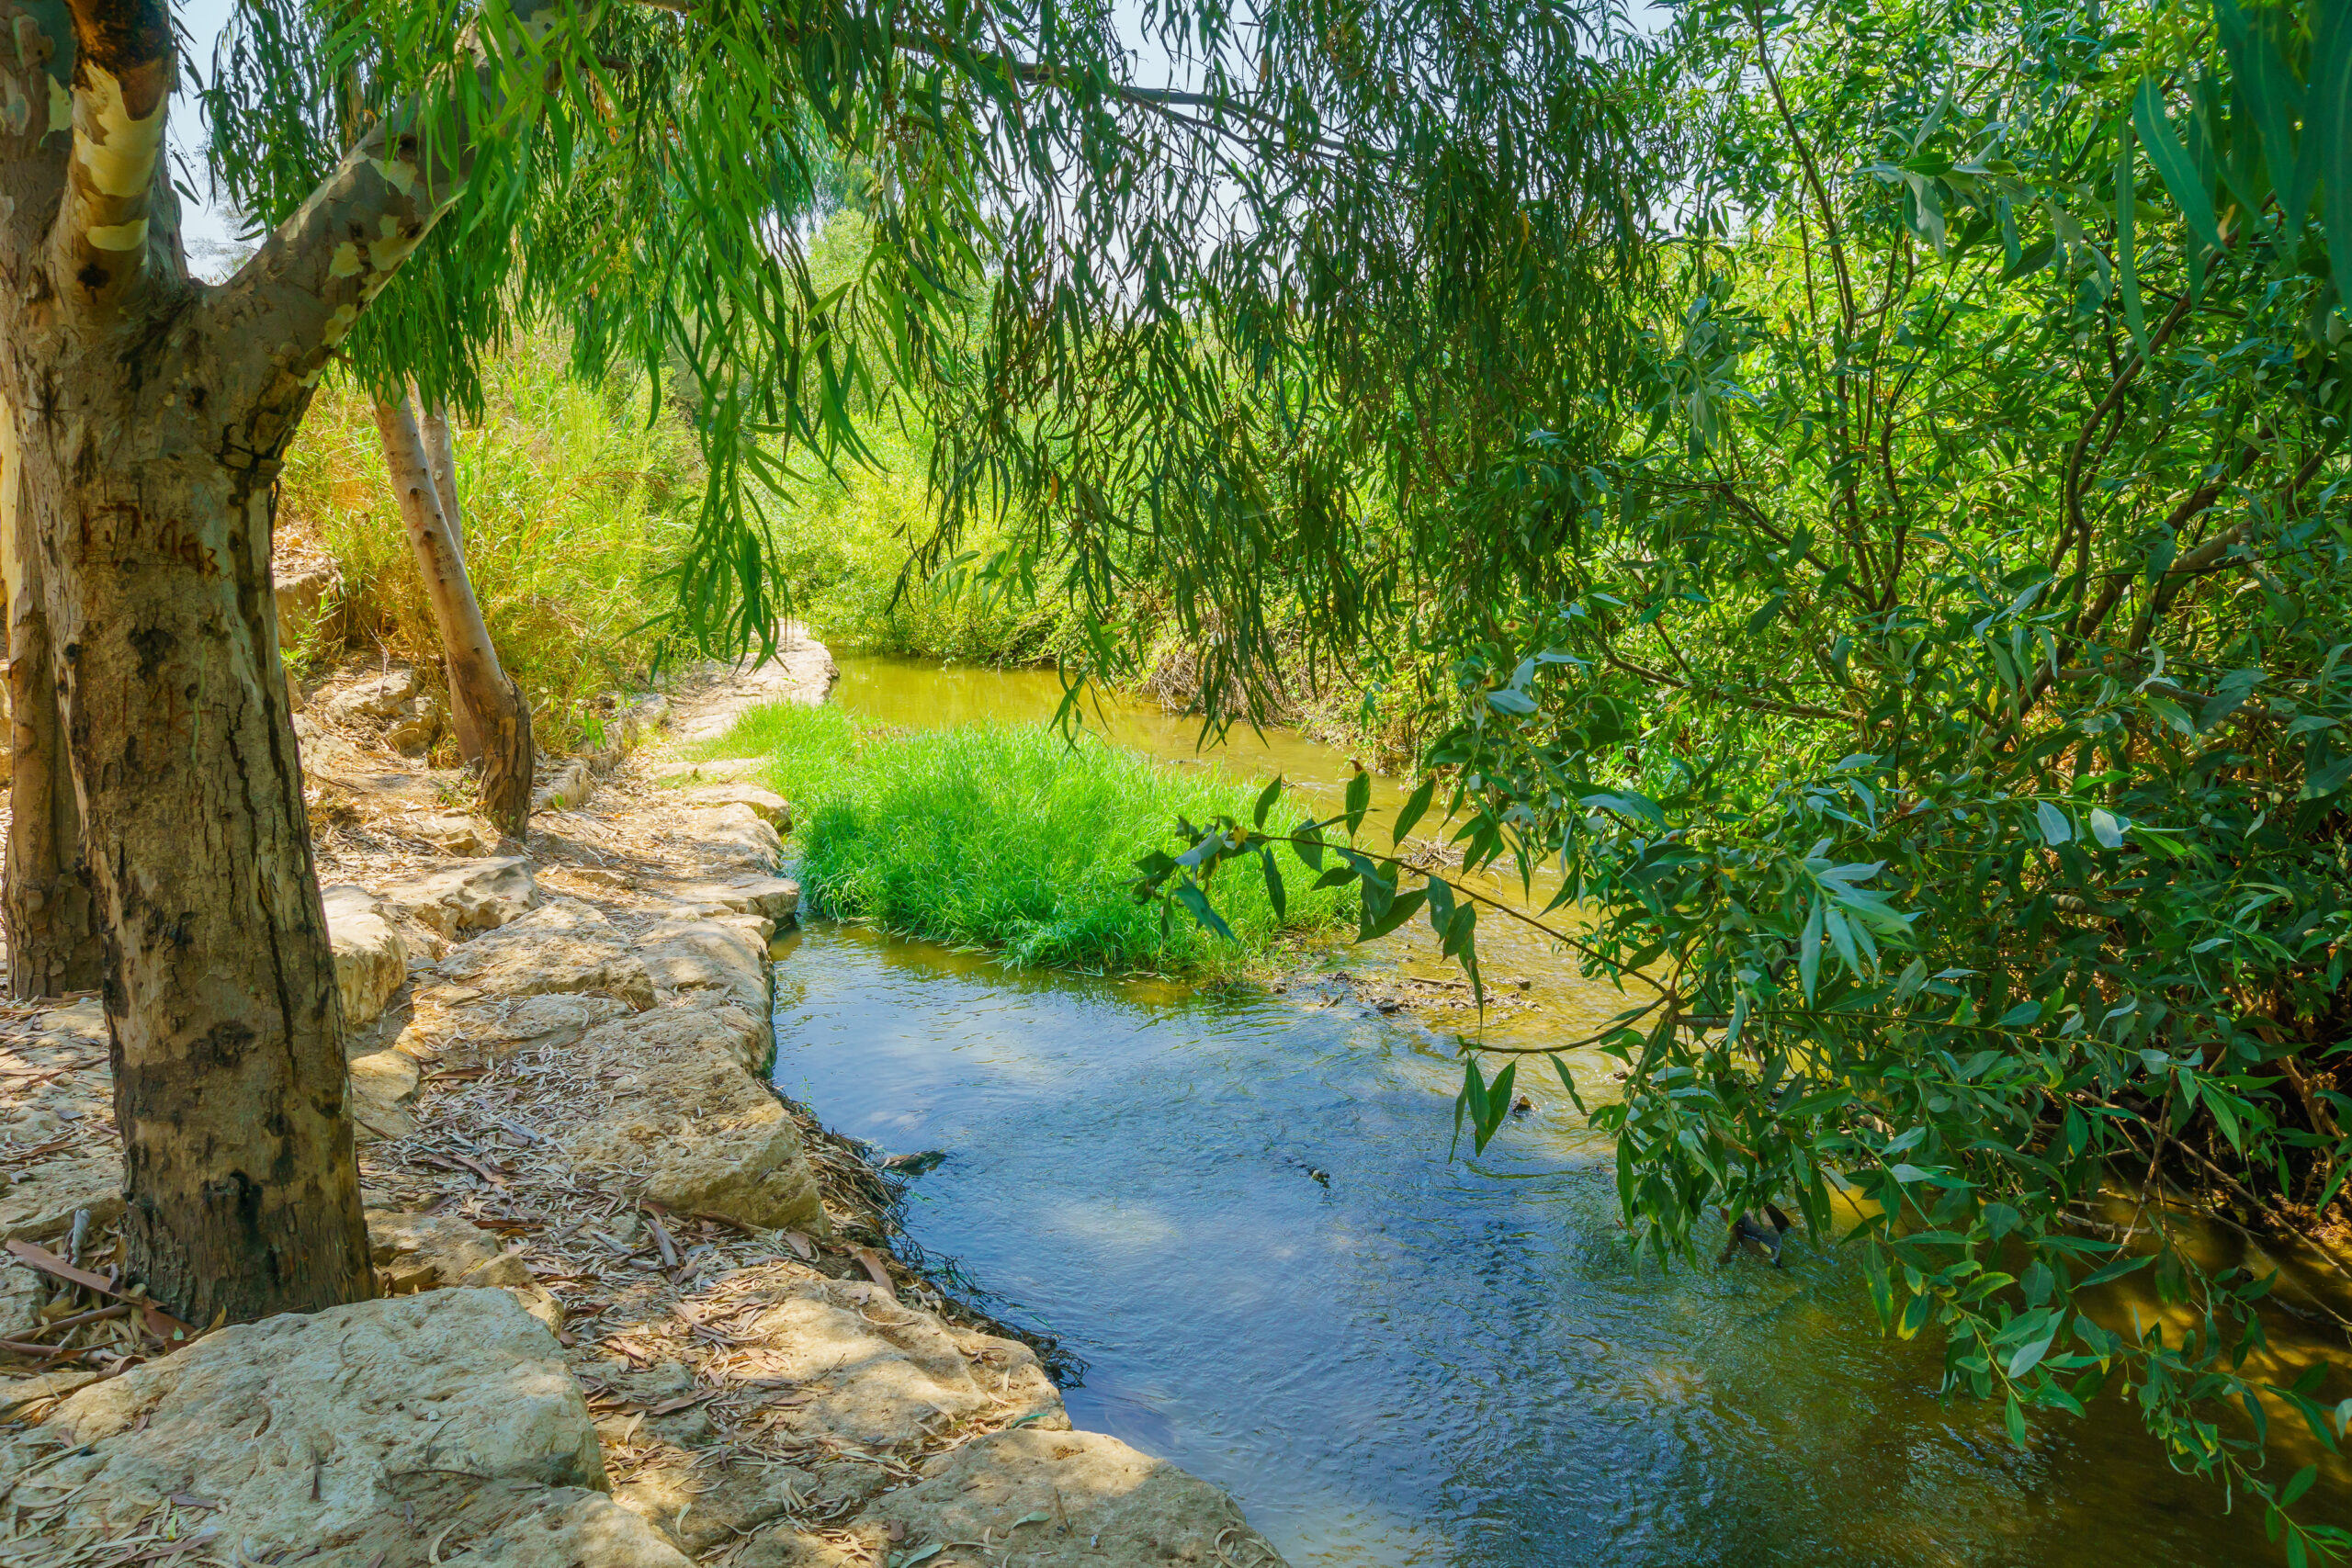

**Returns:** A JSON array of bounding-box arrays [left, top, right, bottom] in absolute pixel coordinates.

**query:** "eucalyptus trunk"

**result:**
[[0, 0, 476, 1322], [4, 464, 104, 998], [372, 395, 534, 835]]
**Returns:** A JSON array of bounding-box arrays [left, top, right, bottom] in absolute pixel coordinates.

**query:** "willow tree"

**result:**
[[1126, 0, 2352, 1551], [0, 0, 1655, 1323]]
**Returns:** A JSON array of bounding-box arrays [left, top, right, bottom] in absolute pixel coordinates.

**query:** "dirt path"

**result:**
[[0, 645, 1290, 1568]]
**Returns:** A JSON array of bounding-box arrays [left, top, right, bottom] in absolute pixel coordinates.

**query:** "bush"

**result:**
[[695, 705, 1347, 976], [276, 335, 702, 752]]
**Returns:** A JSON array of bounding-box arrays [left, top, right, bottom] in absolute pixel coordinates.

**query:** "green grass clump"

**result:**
[[695, 705, 1348, 976]]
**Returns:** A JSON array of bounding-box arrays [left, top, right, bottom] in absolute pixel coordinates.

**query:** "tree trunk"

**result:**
[[15, 337, 375, 1325], [418, 400, 462, 557], [371, 395, 534, 835], [3, 400, 103, 998]]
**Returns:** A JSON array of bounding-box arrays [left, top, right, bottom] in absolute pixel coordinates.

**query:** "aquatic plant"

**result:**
[[699, 706, 1347, 975]]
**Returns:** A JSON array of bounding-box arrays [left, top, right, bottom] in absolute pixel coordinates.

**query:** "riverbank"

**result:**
[[0, 634, 1289, 1568]]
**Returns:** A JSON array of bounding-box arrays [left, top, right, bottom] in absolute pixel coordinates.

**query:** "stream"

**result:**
[[769, 652, 2352, 1567]]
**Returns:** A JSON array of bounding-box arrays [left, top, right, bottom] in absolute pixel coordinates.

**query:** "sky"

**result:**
[[169, 0, 246, 278]]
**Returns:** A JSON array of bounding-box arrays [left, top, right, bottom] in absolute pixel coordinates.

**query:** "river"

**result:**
[[768, 652, 2352, 1567]]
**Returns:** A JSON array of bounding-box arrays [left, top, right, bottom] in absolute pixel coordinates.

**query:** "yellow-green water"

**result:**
[[767, 652, 2352, 1566]]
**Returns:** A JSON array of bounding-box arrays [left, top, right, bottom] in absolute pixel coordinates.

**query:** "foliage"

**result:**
[[277, 336, 702, 751], [1138, 0, 2352, 1551], [198, 0, 1666, 668], [695, 705, 1348, 975]]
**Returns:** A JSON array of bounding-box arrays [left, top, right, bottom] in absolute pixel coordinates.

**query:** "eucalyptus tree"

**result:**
[[1129, 0, 2352, 1550], [0, 0, 1657, 1324]]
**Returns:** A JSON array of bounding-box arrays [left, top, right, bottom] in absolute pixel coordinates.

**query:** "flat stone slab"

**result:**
[[322, 885, 408, 1027], [433, 899, 655, 1010], [0, 1000, 122, 1244], [0, 1290, 686, 1566], [558, 1009, 824, 1234], [653, 875, 800, 925], [672, 641, 839, 744], [635, 916, 773, 1012], [861, 1429, 1291, 1567], [680, 782, 789, 829], [379, 855, 543, 939]]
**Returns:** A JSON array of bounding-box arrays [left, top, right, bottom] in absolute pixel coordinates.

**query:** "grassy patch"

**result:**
[[695, 705, 1348, 976]]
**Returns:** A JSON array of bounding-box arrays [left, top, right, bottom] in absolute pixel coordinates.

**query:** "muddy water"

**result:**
[[775, 653, 2351, 1567]]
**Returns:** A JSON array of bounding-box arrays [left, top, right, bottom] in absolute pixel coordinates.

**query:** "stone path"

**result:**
[[0, 645, 1289, 1568]]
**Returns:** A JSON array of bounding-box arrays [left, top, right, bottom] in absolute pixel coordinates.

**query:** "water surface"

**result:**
[[766, 652, 2351, 1567]]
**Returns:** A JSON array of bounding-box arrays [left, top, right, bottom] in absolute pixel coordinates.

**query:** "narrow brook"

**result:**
[[770, 654, 2352, 1567]]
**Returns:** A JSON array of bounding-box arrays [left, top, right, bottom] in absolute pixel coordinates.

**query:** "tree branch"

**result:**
[[53, 0, 174, 314], [201, 0, 565, 457]]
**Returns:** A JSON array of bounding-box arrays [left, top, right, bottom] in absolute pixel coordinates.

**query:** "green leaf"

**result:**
[[2283, 1463, 2319, 1508], [2116, 120, 2147, 351], [1799, 897, 1825, 1003], [2034, 800, 2073, 846], [1487, 687, 1538, 715], [1425, 873, 1458, 942], [2135, 80, 2226, 256], [2004, 1392, 2029, 1448], [1473, 1060, 1517, 1152], [1345, 770, 1371, 837], [1294, 818, 1326, 871], [1360, 886, 1428, 942], [1253, 775, 1283, 830], [2314, 0, 2352, 308], [1259, 848, 1287, 922], [1393, 775, 1436, 844], [1551, 1053, 1589, 1116], [2089, 808, 2126, 849], [2007, 1325, 2058, 1378], [1172, 883, 1234, 942]]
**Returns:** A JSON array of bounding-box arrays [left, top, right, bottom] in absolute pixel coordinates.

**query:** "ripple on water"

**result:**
[[774, 920, 2348, 1568]]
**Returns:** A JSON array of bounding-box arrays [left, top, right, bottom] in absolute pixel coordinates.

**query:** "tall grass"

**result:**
[[277, 335, 701, 750], [694, 704, 1348, 976]]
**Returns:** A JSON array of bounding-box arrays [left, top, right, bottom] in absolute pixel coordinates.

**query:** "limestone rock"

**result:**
[[720, 1274, 1066, 1450], [739, 1523, 884, 1568], [365, 1212, 562, 1328], [273, 559, 342, 649], [682, 782, 790, 829], [673, 642, 840, 743], [649, 755, 767, 786], [0, 1001, 123, 1242], [323, 666, 421, 726], [636, 917, 772, 1012], [0, 1258, 44, 1337], [435, 898, 656, 1010], [537, 756, 595, 813], [322, 885, 409, 1028], [0, 1291, 681, 1565], [379, 855, 543, 938], [347, 1049, 422, 1141], [559, 1009, 824, 1233], [412, 811, 499, 855], [680, 803, 784, 868], [435, 993, 634, 1066], [385, 692, 447, 756], [654, 875, 801, 926], [861, 1429, 1290, 1567], [617, 1460, 818, 1556]]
